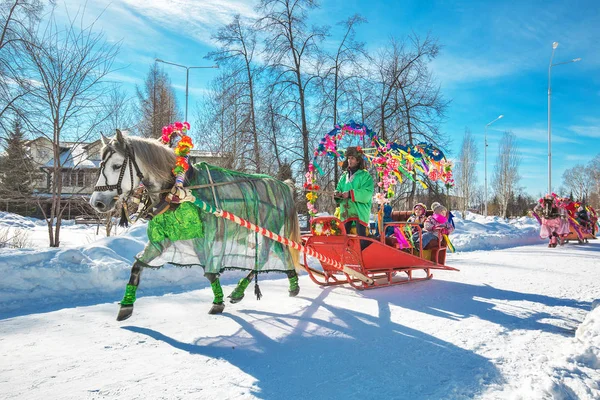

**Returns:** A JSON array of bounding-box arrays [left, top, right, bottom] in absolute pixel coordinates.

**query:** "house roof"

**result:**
[[25, 137, 52, 146], [43, 143, 101, 169], [82, 140, 101, 150]]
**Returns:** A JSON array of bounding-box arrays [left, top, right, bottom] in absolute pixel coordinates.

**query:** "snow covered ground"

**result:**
[[0, 211, 598, 399]]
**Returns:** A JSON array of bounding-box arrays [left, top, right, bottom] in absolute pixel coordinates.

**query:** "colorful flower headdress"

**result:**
[[161, 121, 193, 183]]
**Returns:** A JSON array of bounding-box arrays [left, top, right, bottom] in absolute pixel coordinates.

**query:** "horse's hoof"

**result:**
[[228, 293, 244, 304], [289, 287, 300, 297], [117, 304, 134, 321], [208, 302, 225, 314]]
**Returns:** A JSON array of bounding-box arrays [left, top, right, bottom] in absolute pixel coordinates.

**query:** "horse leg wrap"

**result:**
[[117, 262, 144, 321], [204, 273, 224, 314], [207, 277, 224, 304], [229, 272, 254, 304], [121, 284, 138, 306], [287, 270, 300, 297]]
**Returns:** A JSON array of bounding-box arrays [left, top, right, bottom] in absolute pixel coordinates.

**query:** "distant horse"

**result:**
[[90, 130, 301, 321]]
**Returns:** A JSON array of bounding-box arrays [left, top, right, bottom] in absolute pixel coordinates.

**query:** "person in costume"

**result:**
[[576, 205, 591, 232], [334, 146, 374, 237], [534, 194, 569, 247], [414, 202, 454, 249]]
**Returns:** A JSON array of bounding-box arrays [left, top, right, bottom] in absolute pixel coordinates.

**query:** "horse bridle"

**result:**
[[94, 145, 144, 196]]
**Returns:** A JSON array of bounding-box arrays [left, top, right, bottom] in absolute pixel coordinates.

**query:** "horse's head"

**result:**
[[90, 129, 144, 213]]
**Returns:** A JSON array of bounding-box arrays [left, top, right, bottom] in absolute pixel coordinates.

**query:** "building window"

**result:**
[[77, 170, 85, 187], [87, 170, 98, 187], [62, 170, 71, 187]]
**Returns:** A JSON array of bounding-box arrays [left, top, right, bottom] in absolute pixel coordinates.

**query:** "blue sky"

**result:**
[[53, 0, 600, 197]]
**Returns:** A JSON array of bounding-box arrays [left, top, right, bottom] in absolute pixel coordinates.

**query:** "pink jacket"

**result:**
[[424, 213, 454, 238]]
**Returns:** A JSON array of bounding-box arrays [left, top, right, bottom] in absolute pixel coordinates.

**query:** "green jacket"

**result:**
[[335, 169, 374, 225]]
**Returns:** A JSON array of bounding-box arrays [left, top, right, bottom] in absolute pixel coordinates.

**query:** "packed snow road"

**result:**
[[1, 241, 599, 399]]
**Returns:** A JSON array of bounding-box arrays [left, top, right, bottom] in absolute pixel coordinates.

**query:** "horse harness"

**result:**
[[94, 145, 145, 196]]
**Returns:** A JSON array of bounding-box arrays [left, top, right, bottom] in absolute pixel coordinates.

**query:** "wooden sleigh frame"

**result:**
[[301, 215, 458, 290]]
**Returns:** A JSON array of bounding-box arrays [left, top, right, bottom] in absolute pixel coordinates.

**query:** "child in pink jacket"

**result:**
[[414, 202, 454, 248]]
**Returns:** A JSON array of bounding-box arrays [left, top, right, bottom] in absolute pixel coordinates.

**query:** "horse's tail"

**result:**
[[284, 179, 303, 273]]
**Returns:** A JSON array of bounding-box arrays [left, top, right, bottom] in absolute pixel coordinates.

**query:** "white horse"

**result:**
[[90, 130, 301, 321]]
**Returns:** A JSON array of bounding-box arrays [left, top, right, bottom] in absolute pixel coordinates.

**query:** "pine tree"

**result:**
[[0, 119, 35, 195]]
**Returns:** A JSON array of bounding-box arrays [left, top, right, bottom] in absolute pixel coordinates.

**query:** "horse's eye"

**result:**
[[112, 164, 122, 171]]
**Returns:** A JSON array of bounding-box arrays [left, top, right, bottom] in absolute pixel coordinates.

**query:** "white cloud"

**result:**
[[563, 154, 587, 161], [121, 0, 258, 46], [429, 54, 518, 86], [509, 127, 579, 144], [106, 71, 143, 85], [171, 84, 214, 97], [54, 0, 169, 53], [568, 124, 600, 138]]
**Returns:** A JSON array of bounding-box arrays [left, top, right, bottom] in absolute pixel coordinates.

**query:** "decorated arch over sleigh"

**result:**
[[304, 121, 455, 217]]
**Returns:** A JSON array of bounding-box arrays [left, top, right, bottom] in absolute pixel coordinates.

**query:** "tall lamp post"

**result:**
[[484, 115, 504, 217], [155, 58, 219, 122], [547, 42, 581, 194]]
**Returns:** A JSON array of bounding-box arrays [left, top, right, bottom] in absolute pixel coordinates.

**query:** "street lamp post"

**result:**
[[484, 115, 504, 217], [547, 42, 581, 194], [155, 59, 219, 122]]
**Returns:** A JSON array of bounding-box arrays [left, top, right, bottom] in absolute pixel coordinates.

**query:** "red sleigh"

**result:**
[[301, 215, 458, 290]]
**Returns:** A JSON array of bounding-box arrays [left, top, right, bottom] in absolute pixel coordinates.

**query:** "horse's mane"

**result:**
[[107, 135, 176, 185]]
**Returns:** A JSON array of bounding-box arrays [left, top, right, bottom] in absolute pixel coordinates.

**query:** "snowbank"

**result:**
[[0, 224, 220, 314], [451, 211, 541, 251], [532, 301, 600, 399]]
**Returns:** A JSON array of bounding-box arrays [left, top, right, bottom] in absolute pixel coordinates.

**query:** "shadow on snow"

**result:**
[[124, 288, 504, 400], [121, 276, 591, 398]]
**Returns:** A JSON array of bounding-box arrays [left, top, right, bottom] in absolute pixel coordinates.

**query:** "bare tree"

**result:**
[[588, 154, 600, 208], [257, 91, 288, 174], [207, 14, 263, 173], [345, 72, 376, 131], [194, 71, 250, 171], [455, 128, 478, 214], [0, 0, 46, 126], [370, 35, 440, 143], [136, 63, 179, 138], [398, 38, 447, 205], [100, 84, 137, 134], [20, 9, 120, 247], [316, 13, 366, 183], [561, 164, 594, 202], [491, 131, 521, 218], [257, 0, 327, 173]]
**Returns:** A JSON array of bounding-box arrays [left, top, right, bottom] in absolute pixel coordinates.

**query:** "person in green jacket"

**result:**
[[334, 146, 374, 237]]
